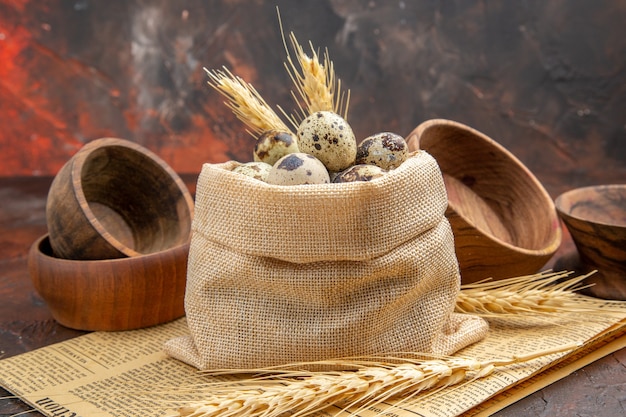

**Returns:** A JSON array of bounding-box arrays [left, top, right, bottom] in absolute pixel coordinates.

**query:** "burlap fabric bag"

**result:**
[[165, 151, 488, 370]]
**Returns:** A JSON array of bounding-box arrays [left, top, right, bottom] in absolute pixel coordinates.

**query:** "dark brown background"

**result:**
[[0, 0, 624, 196], [0, 2, 625, 415]]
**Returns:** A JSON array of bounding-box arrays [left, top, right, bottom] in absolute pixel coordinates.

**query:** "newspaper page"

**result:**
[[1, 307, 626, 417], [465, 330, 626, 416]]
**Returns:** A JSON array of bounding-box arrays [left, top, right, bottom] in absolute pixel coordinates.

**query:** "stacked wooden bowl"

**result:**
[[29, 138, 194, 331]]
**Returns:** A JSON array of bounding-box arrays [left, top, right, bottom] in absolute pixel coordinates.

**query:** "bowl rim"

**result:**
[[555, 183, 626, 229], [68, 137, 194, 257], [407, 118, 562, 256], [31, 233, 190, 266]]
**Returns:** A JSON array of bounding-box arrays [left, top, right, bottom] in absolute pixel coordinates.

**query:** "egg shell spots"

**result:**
[[266, 153, 330, 186], [233, 161, 273, 182], [297, 111, 357, 172], [355, 132, 408, 170], [332, 164, 387, 183], [254, 130, 300, 166]]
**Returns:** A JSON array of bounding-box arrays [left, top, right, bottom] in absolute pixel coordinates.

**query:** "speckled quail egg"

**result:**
[[233, 161, 272, 182], [266, 153, 330, 185], [355, 132, 408, 170], [332, 164, 387, 183], [297, 111, 357, 172], [253, 130, 300, 166]]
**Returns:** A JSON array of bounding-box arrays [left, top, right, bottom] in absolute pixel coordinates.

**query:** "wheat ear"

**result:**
[[455, 270, 623, 317], [281, 29, 350, 127], [176, 343, 579, 417], [205, 67, 293, 137]]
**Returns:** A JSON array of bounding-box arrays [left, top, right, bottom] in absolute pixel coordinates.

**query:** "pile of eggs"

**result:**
[[233, 111, 409, 185]]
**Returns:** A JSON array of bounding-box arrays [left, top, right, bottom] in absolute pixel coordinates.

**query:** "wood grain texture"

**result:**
[[407, 119, 562, 283], [46, 138, 194, 260], [28, 234, 189, 331], [555, 184, 626, 300]]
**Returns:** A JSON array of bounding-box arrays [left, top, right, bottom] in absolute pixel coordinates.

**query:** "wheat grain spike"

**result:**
[[205, 67, 293, 138], [175, 344, 578, 417], [456, 270, 625, 317], [282, 30, 350, 128]]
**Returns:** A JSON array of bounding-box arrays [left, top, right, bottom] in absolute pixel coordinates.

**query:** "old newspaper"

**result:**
[[1, 306, 626, 417]]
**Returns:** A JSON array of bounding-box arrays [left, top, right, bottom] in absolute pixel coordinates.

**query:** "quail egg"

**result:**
[[233, 161, 273, 181], [253, 130, 300, 166], [297, 111, 357, 172], [355, 132, 408, 170], [266, 153, 330, 185], [332, 164, 387, 183]]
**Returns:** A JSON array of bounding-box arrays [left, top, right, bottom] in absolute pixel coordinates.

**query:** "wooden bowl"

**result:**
[[406, 119, 562, 283], [555, 184, 626, 300], [46, 138, 194, 260], [28, 234, 188, 331]]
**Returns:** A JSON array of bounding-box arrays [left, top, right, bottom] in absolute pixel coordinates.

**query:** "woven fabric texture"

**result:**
[[165, 151, 488, 370]]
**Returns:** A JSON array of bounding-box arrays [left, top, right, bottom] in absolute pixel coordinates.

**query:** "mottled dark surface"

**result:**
[[0, 0, 624, 199]]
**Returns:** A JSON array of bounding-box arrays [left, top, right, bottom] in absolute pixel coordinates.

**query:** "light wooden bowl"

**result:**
[[555, 184, 626, 300], [28, 234, 188, 331], [46, 138, 194, 260], [406, 119, 562, 283]]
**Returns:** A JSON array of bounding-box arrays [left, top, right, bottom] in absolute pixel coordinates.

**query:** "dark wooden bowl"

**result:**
[[406, 119, 562, 283], [28, 234, 188, 331], [46, 138, 194, 260], [555, 184, 626, 300]]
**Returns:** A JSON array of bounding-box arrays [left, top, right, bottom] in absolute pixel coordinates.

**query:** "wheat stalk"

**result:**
[[280, 27, 350, 128], [176, 343, 579, 417], [205, 67, 293, 138], [173, 271, 624, 417], [455, 270, 623, 317]]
